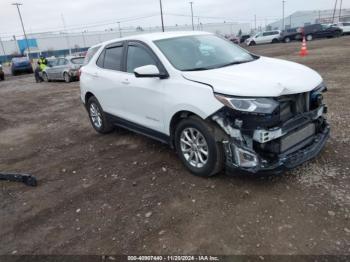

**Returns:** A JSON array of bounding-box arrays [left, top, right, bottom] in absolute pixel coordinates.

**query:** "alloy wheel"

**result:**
[[180, 127, 209, 168], [89, 103, 102, 129]]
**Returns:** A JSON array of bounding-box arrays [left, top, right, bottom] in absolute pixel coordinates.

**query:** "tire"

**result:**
[[0, 74, 4, 81], [272, 38, 279, 43], [174, 116, 224, 177], [249, 41, 256, 46], [12, 71, 16, 76], [87, 96, 114, 134], [42, 72, 49, 82], [284, 37, 291, 43], [306, 34, 313, 41], [63, 72, 71, 83]]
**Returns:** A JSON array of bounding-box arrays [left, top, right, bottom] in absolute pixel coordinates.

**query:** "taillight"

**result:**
[[78, 69, 82, 78]]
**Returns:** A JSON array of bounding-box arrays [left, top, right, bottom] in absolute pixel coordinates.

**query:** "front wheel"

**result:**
[[284, 37, 291, 43], [175, 116, 224, 177], [42, 72, 49, 82], [63, 72, 71, 83], [87, 96, 114, 134], [272, 38, 279, 43], [249, 41, 256, 46]]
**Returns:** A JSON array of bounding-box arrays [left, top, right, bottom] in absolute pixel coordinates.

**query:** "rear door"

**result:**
[[91, 42, 126, 117]]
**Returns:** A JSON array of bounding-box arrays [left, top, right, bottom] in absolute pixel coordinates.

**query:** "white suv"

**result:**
[[246, 30, 281, 46], [80, 31, 329, 177]]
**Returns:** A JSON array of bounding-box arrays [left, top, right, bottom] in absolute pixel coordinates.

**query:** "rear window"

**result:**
[[71, 57, 85, 64], [102, 46, 124, 71], [12, 57, 29, 63], [84, 46, 101, 65], [343, 23, 350, 26]]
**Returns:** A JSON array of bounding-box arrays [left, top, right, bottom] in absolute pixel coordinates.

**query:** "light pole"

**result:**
[[61, 14, 71, 55], [159, 0, 165, 32], [189, 2, 194, 31], [282, 0, 286, 31], [12, 3, 30, 58], [339, 0, 343, 21], [332, 0, 338, 24], [117, 22, 122, 38]]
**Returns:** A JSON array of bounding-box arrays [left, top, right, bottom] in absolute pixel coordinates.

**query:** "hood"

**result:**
[[182, 57, 323, 97]]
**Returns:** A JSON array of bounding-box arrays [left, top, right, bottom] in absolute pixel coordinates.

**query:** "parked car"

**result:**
[[42, 56, 85, 83], [302, 24, 343, 41], [240, 34, 251, 43], [225, 35, 240, 44], [332, 22, 350, 35], [0, 63, 4, 81], [80, 31, 329, 177], [245, 30, 281, 46], [11, 57, 33, 75], [279, 27, 303, 43]]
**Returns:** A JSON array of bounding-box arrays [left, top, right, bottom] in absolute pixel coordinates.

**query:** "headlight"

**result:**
[[215, 94, 279, 114]]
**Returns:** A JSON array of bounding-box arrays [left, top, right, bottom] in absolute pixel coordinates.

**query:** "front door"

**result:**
[[120, 42, 166, 133]]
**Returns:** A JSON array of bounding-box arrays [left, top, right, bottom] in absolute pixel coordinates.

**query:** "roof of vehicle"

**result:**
[[89, 31, 212, 49]]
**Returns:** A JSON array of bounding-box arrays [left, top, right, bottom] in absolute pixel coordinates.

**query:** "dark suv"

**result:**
[[11, 57, 33, 76], [280, 28, 303, 43], [303, 24, 343, 41]]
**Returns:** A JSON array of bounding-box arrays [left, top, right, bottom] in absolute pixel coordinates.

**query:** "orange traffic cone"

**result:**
[[299, 36, 308, 57]]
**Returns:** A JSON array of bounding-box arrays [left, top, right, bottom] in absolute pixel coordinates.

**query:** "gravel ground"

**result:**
[[0, 36, 349, 255]]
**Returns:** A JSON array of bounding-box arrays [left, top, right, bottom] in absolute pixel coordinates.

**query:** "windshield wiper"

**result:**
[[218, 60, 253, 68], [183, 67, 211, 71]]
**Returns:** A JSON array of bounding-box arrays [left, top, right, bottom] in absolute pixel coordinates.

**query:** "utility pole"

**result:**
[[332, 0, 338, 24], [254, 15, 257, 31], [61, 14, 71, 55], [189, 2, 194, 31], [118, 22, 122, 38], [339, 0, 343, 21], [82, 31, 86, 48], [159, 0, 165, 32], [12, 3, 30, 58], [282, 0, 286, 31]]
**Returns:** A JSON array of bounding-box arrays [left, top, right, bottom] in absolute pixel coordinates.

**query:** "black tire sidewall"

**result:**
[[87, 96, 113, 134], [175, 117, 222, 177]]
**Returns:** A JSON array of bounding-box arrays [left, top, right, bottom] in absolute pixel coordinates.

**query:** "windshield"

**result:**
[[154, 35, 256, 71], [71, 57, 85, 64]]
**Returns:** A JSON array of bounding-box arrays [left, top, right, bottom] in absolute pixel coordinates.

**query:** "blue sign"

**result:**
[[17, 39, 38, 54]]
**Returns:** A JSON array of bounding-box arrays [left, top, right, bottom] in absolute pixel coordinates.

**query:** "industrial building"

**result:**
[[269, 8, 350, 30], [0, 22, 250, 63]]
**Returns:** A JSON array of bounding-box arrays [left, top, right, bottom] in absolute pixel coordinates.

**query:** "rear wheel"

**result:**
[[0, 74, 4, 81], [175, 116, 224, 177], [63, 72, 71, 83], [87, 96, 114, 134], [306, 34, 313, 41], [249, 41, 256, 46]]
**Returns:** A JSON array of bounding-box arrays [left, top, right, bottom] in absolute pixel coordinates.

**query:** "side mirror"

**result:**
[[134, 65, 165, 78]]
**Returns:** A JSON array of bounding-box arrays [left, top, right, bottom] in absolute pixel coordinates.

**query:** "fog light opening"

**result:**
[[233, 146, 259, 168]]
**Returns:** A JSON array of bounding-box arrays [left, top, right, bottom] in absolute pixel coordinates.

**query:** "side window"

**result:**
[[126, 45, 157, 73], [103, 46, 124, 71], [58, 59, 65, 66], [96, 50, 105, 68]]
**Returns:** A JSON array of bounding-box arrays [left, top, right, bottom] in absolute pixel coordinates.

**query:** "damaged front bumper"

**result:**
[[213, 105, 330, 174]]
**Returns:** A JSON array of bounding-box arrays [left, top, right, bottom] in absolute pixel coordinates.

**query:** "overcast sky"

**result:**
[[0, 0, 349, 39]]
